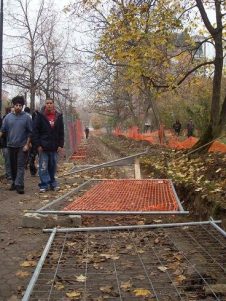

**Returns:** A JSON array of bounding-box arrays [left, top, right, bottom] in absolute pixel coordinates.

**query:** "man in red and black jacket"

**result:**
[[32, 99, 64, 192]]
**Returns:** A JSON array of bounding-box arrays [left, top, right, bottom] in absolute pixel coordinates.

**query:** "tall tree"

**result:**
[[193, 0, 226, 148]]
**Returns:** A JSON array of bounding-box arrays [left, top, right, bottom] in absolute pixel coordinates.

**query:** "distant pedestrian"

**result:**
[[0, 96, 32, 194], [187, 119, 194, 137], [158, 123, 166, 144], [85, 126, 90, 139], [32, 98, 64, 192], [173, 120, 182, 136], [24, 106, 31, 116]]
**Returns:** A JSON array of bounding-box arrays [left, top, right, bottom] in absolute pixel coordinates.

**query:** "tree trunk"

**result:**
[[193, 0, 224, 152], [30, 86, 36, 112]]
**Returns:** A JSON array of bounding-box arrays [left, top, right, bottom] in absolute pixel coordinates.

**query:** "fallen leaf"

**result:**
[[176, 275, 186, 283], [99, 285, 113, 293], [54, 282, 65, 290], [137, 220, 145, 225], [137, 249, 145, 254], [66, 291, 81, 299], [100, 253, 119, 260], [133, 288, 152, 297], [16, 271, 29, 278], [157, 266, 168, 272], [67, 242, 76, 247], [174, 254, 183, 261], [120, 280, 132, 291], [20, 260, 36, 267], [75, 274, 87, 282], [195, 187, 202, 192], [100, 253, 111, 259]]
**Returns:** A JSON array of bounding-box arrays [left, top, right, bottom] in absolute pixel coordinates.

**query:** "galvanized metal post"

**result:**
[[22, 228, 57, 301]]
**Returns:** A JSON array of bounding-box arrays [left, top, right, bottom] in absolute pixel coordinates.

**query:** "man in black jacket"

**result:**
[[32, 99, 64, 192]]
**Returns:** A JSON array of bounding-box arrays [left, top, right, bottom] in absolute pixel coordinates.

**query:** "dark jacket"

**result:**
[[0, 114, 10, 148], [32, 111, 64, 151]]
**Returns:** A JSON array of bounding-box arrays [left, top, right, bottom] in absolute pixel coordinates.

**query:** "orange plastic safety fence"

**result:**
[[209, 141, 226, 153], [63, 179, 179, 212], [113, 127, 226, 153]]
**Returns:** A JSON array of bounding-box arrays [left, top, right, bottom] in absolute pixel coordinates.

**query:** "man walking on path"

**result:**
[[32, 98, 64, 192], [173, 120, 182, 136], [187, 119, 194, 137], [85, 126, 90, 139], [0, 96, 32, 194]]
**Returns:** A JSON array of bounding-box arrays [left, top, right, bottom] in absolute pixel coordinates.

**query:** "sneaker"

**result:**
[[50, 186, 60, 191], [16, 185, 24, 194], [9, 183, 16, 191], [39, 188, 47, 193]]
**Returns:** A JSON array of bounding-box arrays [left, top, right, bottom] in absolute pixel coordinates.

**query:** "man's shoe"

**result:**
[[9, 183, 16, 191], [50, 186, 60, 191], [16, 185, 24, 194], [39, 188, 47, 193]]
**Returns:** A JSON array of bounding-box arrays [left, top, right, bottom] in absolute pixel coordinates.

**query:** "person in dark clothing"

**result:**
[[24, 106, 31, 114], [24, 107, 38, 176], [0, 107, 12, 180], [32, 98, 64, 192], [0, 96, 32, 194], [173, 120, 182, 136], [187, 119, 194, 137], [85, 126, 90, 139]]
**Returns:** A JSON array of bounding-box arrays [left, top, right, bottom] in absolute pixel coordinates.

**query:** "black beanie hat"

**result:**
[[12, 95, 25, 106]]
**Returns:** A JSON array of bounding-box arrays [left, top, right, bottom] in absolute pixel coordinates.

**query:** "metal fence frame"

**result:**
[[34, 178, 189, 215], [22, 220, 225, 301]]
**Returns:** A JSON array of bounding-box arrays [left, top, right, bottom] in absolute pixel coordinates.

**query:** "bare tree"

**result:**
[[3, 0, 75, 112]]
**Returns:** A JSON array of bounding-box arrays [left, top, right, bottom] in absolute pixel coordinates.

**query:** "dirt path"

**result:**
[[0, 174, 48, 300]]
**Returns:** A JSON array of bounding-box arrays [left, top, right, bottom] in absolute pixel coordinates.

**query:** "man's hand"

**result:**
[[37, 146, 43, 153], [23, 144, 30, 152], [57, 147, 63, 153]]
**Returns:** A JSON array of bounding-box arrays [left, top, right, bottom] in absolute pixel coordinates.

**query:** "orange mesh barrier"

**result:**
[[178, 136, 198, 149], [113, 127, 226, 153], [70, 143, 87, 161], [75, 120, 83, 150], [63, 179, 180, 212], [209, 141, 226, 153]]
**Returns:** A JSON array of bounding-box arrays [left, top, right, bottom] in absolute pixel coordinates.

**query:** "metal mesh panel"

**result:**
[[26, 224, 226, 300]]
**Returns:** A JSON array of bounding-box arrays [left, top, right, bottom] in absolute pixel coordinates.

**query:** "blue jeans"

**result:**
[[38, 151, 58, 189]]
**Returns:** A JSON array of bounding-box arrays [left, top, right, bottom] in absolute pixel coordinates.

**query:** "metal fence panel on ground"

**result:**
[[22, 221, 226, 301]]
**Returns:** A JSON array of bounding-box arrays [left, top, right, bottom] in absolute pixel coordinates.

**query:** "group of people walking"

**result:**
[[0, 96, 64, 194], [173, 119, 195, 137]]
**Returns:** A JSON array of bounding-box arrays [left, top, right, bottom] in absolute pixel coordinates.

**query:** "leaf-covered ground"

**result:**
[[100, 134, 226, 228]]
